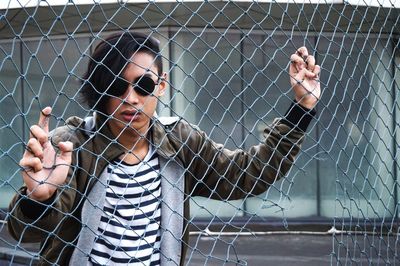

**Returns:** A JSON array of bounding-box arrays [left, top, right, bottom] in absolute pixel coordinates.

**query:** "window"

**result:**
[[0, 30, 397, 220], [317, 36, 395, 218], [0, 37, 90, 208], [0, 40, 23, 206], [169, 30, 397, 220]]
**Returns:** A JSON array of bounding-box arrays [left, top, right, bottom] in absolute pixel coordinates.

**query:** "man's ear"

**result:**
[[157, 72, 168, 97]]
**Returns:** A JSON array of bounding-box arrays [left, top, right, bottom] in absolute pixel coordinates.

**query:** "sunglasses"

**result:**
[[107, 74, 158, 97]]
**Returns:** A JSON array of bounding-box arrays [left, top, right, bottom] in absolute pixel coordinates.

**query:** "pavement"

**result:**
[[0, 220, 398, 265], [184, 232, 333, 265], [0, 220, 332, 266]]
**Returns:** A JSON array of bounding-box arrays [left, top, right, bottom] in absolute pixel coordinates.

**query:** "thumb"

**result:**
[[58, 141, 73, 163]]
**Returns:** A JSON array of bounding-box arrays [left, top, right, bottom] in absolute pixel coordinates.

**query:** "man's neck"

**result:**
[[116, 127, 151, 165]]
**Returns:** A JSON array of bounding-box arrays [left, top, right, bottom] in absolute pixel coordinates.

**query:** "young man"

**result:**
[[8, 31, 321, 265]]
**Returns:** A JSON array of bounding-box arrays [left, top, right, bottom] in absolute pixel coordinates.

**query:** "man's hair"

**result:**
[[80, 31, 163, 113]]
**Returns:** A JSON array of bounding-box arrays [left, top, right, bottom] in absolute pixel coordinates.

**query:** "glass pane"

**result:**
[[318, 36, 395, 218], [22, 36, 90, 131], [153, 30, 172, 117], [0, 40, 23, 208], [396, 50, 400, 219], [170, 31, 244, 218], [243, 34, 318, 218]]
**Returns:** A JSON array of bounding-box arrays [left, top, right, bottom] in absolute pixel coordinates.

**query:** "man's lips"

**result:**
[[120, 110, 141, 122]]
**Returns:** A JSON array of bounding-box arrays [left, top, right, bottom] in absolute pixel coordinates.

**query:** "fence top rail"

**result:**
[[3, 0, 400, 10]]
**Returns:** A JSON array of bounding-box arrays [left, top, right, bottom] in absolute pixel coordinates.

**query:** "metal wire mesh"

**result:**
[[0, 0, 399, 265]]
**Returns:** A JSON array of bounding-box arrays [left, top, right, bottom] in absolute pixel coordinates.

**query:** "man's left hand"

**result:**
[[290, 47, 321, 109]]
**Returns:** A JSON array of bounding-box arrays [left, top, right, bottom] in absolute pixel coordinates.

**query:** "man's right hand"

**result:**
[[19, 107, 73, 202]]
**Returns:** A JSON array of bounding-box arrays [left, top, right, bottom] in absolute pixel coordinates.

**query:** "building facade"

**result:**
[[0, 1, 399, 224]]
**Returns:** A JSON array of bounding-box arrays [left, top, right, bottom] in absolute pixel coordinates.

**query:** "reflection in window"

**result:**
[[318, 36, 395, 218], [0, 41, 23, 208], [0, 37, 90, 208]]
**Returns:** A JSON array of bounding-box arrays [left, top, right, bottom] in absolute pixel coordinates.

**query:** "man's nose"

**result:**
[[123, 86, 141, 104]]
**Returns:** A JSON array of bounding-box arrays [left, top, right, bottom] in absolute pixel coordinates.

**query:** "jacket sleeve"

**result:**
[[179, 101, 316, 201], [7, 127, 80, 243]]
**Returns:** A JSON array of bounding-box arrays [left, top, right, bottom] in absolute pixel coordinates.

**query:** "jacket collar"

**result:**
[[66, 113, 177, 160], [150, 117, 178, 158]]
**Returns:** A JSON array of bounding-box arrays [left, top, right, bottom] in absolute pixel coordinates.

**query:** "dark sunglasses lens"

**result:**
[[134, 76, 156, 96], [108, 77, 129, 97]]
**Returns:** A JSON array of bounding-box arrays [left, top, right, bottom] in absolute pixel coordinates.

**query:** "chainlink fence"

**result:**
[[0, 0, 399, 265]]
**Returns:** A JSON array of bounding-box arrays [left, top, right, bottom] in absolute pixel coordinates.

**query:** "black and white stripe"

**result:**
[[89, 149, 161, 266]]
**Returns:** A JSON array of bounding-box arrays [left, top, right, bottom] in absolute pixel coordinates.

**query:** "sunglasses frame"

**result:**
[[108, 74, 159, 98]]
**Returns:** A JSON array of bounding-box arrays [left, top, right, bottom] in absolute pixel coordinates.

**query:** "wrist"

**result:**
[[20, 187, 57, 219], [282, 100, 316, 132], [26, 185, 56, 202], [295, 96, 317, 110]]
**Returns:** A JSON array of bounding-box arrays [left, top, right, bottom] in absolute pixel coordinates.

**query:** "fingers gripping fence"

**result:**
[[0, 0, 399, 265]]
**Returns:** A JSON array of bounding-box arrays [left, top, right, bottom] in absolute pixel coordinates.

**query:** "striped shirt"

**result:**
[[89, 147, 161, 266]]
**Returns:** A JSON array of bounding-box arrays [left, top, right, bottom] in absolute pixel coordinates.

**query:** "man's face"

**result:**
[[105, 51, 166, 137]]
